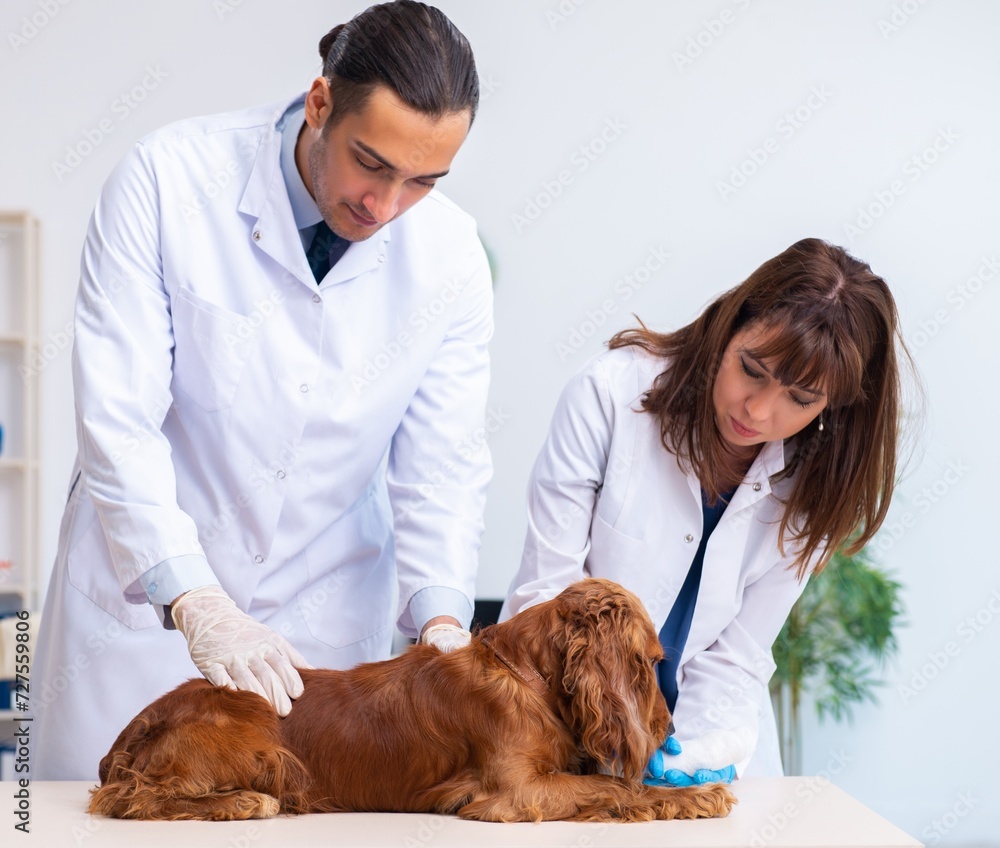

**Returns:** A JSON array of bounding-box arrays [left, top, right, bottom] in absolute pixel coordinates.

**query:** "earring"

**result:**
[[818, 414, 824, 432]]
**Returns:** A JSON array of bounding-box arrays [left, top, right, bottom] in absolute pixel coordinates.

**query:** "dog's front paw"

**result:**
[[700, 782, 737, 818], [645, 781, 737, 820]]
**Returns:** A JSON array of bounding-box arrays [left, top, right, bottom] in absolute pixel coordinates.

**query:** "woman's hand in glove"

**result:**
[[644, 728, 752, 786]]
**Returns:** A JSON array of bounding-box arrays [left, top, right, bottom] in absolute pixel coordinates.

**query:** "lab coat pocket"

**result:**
[[66, 508, 159, 631], [171, 287, 256, 412], [588, 510, 646, 584]]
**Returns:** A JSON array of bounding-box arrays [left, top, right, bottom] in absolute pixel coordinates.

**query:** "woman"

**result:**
[[500, 238, 911, 783]]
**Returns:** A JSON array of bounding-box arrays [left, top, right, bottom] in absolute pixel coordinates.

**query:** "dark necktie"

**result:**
[[305, 221, 348, 283]]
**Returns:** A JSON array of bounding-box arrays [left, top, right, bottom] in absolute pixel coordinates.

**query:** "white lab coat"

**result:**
[[500, 345, 818, 777], [34, 95, 493, 779]]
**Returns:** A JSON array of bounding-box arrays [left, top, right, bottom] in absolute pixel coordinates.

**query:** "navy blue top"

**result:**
[[657, 487, 736, 713]]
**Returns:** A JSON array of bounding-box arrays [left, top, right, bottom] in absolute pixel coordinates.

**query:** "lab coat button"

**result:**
[[276, 470, 286, 479], [312, 294, 322, 303], [377, 254, 386, 263], [147, 582, 157, 594], [684, 533, 694, 543], [300, 384, 309, 393], [252, 230, 262, 242], [752, 482, 762, 491], [254, 555, 264, 564]]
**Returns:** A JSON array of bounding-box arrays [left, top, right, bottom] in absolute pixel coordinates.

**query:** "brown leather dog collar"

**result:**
[[480, 635, 550, 699]]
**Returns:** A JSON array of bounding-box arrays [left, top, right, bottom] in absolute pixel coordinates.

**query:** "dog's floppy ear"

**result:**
[[558, 579, 662, 781]]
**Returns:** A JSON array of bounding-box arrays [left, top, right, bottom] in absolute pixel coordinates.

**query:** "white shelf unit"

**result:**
[[0, 211, 40, 615], [0, 213, 39, 755]]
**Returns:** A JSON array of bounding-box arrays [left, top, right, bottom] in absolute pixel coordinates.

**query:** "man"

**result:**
[[34, 0, 492, 779]]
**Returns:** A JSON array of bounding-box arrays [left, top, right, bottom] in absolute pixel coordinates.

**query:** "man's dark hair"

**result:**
[[318, 1, 479, 130]]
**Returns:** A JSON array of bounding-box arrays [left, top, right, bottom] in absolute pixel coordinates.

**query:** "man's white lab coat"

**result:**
[[34, 95, 492, 778]]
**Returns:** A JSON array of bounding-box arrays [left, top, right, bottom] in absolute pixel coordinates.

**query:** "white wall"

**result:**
[[1, 0, 997, 842]]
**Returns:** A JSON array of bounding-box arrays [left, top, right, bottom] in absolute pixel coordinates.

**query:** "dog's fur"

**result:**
[[88, 578, 735, 822]]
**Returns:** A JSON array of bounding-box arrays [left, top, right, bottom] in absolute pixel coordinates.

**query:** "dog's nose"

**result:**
[[667, 719, 676, 738]]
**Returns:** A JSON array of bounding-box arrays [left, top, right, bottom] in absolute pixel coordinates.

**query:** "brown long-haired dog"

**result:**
[[89, 578, 735, 822]]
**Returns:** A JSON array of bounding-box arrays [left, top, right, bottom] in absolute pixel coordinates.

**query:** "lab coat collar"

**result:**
[[240, 94, 392, 289], [679, 437, 789, 668], [277, 101, 323, 231], [239, 96, 298, 220], [753, 437, 787, 481], [727, 438, 786, 512], [684, 437, 787, 513]]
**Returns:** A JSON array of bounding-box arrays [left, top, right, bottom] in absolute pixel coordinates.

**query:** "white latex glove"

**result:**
[[419, 623, 472, 652], [171, 584, 311, 716]]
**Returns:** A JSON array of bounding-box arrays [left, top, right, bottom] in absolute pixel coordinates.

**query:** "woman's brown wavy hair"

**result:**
[[609, 238, 915, 577]]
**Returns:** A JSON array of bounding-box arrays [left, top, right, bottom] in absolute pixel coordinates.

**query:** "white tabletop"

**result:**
[[5, 778, 921, 847]]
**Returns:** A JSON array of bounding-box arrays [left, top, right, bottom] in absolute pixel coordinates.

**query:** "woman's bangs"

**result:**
[[747, 320, 864, 408]]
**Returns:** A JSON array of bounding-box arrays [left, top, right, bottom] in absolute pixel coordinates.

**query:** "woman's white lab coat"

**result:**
[[500, 345, 818, 777], [34, 95, 493, 779]]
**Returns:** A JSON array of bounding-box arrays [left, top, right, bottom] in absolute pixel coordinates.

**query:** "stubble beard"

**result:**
[[307, 132, 377, 244]]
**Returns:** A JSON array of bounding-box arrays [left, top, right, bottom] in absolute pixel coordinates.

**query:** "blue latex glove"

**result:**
[[644, 737, 737, 786]]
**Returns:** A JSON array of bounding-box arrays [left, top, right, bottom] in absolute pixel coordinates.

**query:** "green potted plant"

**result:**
[[769, 545, 904, 774]]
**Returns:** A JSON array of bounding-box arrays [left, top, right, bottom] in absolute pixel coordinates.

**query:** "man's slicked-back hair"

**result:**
[[317, 1, 479, 130]]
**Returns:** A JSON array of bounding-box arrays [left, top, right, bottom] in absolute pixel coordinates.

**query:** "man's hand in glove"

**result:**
[[171, 584, 312, 716], [419, 616, 472, 652]]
